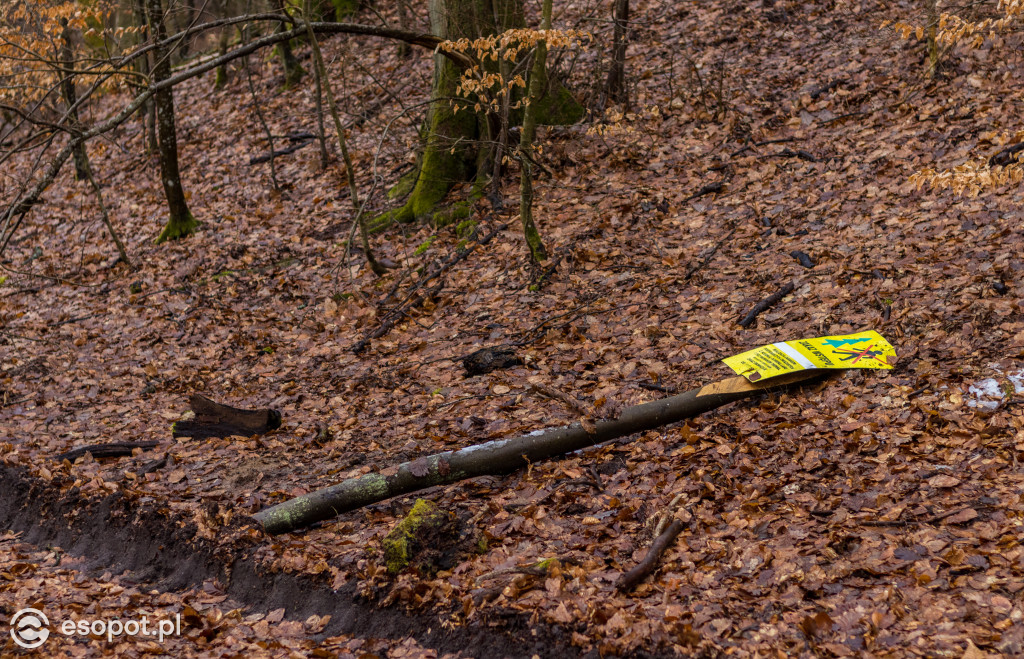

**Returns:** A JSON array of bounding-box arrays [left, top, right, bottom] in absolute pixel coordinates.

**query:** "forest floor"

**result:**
[[2, 0, 1023, 656]]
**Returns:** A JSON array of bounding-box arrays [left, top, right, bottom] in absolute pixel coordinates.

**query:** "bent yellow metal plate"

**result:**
[[723, 331, 896, 383]]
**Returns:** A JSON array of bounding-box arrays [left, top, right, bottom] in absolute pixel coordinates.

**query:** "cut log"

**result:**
[[172, 394, 282, 439], [253, 370, 828, 534]]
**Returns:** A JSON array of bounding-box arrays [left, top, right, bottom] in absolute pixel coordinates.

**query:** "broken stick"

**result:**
[[738, 281, 794, 328], [616, 518, 686, 592]]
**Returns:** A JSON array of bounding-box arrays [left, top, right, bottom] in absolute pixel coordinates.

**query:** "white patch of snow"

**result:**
[[456, 438, 511, 455], [967, 378, 1004, 409], [1008, 370, 1024, 393]]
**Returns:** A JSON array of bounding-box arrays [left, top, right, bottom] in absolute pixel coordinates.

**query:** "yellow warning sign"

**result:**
[[723, 331, 896, 382]]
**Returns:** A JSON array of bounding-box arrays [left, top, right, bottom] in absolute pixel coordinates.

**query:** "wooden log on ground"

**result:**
[[172, 394, 282, 439], [253, 370, 828, 535], [55, 441, 159, 462]]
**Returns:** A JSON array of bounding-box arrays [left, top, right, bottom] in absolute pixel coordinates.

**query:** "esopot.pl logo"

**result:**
[[10, 608, 50, 649], [7, 607, 181, 649]]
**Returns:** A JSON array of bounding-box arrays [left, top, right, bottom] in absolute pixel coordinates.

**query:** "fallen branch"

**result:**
[[248, 135, 313, 165], [989, 142, 1024, 167], [616, 518, 686, 592], [684, 226, 736, 280], [765, 147, 819, 163], [738, 281, 795, 328], [172, 394, 282, 439], [684, 181, 723, 202], [253, 370, 827, 534], [56, 441, 159, 463], [355, 222, 508, 352], [352, 278, 445, 354], [729, 137, 798, 158]]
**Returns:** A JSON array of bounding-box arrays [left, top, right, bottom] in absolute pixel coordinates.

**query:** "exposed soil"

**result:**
[[0, 465, 576, 658]]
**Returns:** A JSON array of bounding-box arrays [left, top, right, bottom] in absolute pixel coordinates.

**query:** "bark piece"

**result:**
[[172, 394, 282, 439], [254, 371, 827, 534], [463, 347, 522, 376], [790, 250, 815, 268], [989, 142, 1024, 167]]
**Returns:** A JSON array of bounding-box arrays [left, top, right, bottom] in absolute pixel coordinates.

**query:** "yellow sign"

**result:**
[[723, 331, 896, 382]]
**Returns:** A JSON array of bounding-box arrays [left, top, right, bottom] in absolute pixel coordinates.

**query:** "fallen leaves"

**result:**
[[2, 0, 1024, 655]]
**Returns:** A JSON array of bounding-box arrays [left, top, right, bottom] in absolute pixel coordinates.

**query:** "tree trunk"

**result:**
[[58, 21, 92, 181], [605, 0, 629, 107], [275, 1, 305, 87], [396, 0, 411, 58], [380, 0, 583, 227], [132, 0, 158, 154], [924, 0, 940, 78], [517, 0, 552, 262], [179, 0, 196, 58], [214, 25, 231, 90], [147, 0, 198, 244]]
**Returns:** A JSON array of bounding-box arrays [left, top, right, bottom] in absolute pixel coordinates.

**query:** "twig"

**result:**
[[243, 38, 279, 189], [136, 454, 169, 476], [989, 142, 1024, 167], [652, 493, 684, 536], [684, 226, 736, 280], [765, 147, 818, 163], [526, 381, 593, 416], [616, 518, 686, 592], [684, 181, 723, 202], [248, 138, 312, 165], [352, 278, 445, 353], [356, 222, 509, 351], [729, 137, 797, 158], [738, 281, 795, 328]]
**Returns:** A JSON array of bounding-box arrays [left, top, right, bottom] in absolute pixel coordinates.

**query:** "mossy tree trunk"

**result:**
[[274, 1, 305, 87], [382, 0, 488, 225], [147, 0, 198, 243], [214, 25, 231, 90], [517, 0, 552, 263], [331, 0, 362, 19], [382, 0, 583, 227]]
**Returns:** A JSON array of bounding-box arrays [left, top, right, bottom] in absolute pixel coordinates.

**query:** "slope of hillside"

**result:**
[[2, 0, 1023, 656]]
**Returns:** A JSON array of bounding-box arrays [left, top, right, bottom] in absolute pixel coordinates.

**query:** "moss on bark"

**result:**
[[377, 0, 584, 229], [155, 212, 198, 244], [330, 0, 361, 18]]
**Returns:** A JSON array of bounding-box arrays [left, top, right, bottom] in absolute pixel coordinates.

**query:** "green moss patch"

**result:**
[[381, 499, 469, 575]]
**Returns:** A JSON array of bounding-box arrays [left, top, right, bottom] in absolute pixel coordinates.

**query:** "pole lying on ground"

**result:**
[[254, 370, 828, 535]]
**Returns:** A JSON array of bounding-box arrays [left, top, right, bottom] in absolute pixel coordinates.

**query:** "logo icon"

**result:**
[[10, 608, 49, 649]]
